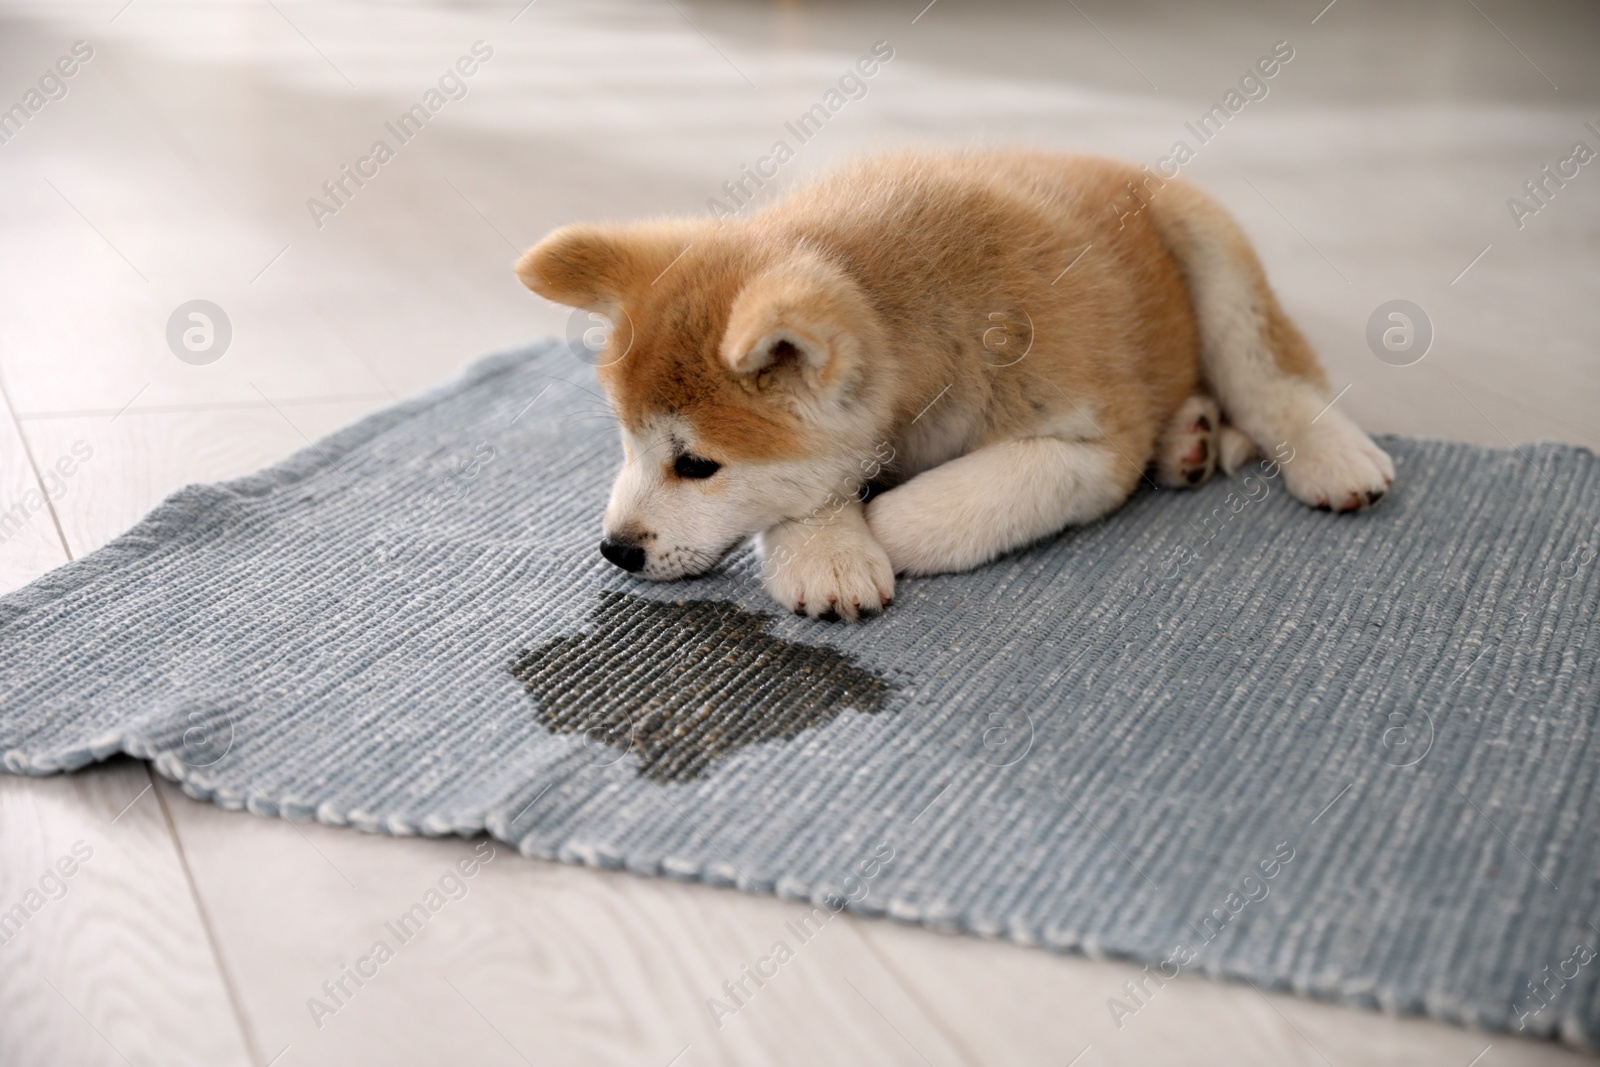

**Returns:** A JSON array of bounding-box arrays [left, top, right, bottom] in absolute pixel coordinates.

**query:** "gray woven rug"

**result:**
[[3, 340, 1598, 1048]]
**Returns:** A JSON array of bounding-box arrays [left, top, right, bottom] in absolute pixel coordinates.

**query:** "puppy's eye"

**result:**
[[674, 453, 721, 480]]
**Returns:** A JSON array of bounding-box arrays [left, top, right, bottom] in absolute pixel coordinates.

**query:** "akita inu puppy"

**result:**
[[517, 151, 1393, 620]]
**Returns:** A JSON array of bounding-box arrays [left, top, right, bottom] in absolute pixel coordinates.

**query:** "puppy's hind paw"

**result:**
[[1155, 395, 1221, 488], [1281, 410, 1395, 513]]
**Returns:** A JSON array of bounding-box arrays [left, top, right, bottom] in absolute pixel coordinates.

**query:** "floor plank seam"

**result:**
[[152, 771, 268, 1067], [845, 915, 986, 1067], [0, 368, 75, 563]]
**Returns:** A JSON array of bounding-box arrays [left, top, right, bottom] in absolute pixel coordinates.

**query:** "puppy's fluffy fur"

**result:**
[[518, 151, 1394, 620]]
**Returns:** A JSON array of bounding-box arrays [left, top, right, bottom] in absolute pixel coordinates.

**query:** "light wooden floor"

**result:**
[[2, 1, 1597, 1064]]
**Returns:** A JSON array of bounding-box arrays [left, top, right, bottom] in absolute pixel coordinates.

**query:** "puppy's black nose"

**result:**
[[599, 536, 646, 573]]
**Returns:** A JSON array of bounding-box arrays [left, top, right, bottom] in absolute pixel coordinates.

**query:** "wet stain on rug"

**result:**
[[509, 591, 893, 781]]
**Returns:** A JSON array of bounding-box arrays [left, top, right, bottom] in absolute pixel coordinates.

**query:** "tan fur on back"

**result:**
[[522, 151, 1208, 477]]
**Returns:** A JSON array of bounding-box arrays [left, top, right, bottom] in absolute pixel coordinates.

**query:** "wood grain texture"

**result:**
[[153, 779, 974, 1067], [0, 761, 256, 1067], [850, 915, 1593, 1067]]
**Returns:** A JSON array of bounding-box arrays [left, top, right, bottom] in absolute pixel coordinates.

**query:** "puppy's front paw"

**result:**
[[760, 515, 895, 622], [1280, 410, 1395, 513]]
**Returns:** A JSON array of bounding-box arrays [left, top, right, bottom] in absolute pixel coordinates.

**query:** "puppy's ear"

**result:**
[[720, 253, 874, 394], [515, 220, 700, 310]]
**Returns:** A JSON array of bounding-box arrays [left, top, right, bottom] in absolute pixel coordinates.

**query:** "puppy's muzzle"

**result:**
[[599, 535, 646, 573]]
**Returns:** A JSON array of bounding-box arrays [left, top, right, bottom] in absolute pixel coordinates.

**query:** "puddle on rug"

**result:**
[[509, 591, 893, 781]]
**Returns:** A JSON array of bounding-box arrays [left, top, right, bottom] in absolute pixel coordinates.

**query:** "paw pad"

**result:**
[[1155, 395, 1222, 489]]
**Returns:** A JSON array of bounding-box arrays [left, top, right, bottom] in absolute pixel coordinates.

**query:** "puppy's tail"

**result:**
[[1145, 179, 1332, 459]]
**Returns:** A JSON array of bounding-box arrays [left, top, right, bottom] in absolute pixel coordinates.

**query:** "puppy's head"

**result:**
[[517, 221, 885, 579]]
